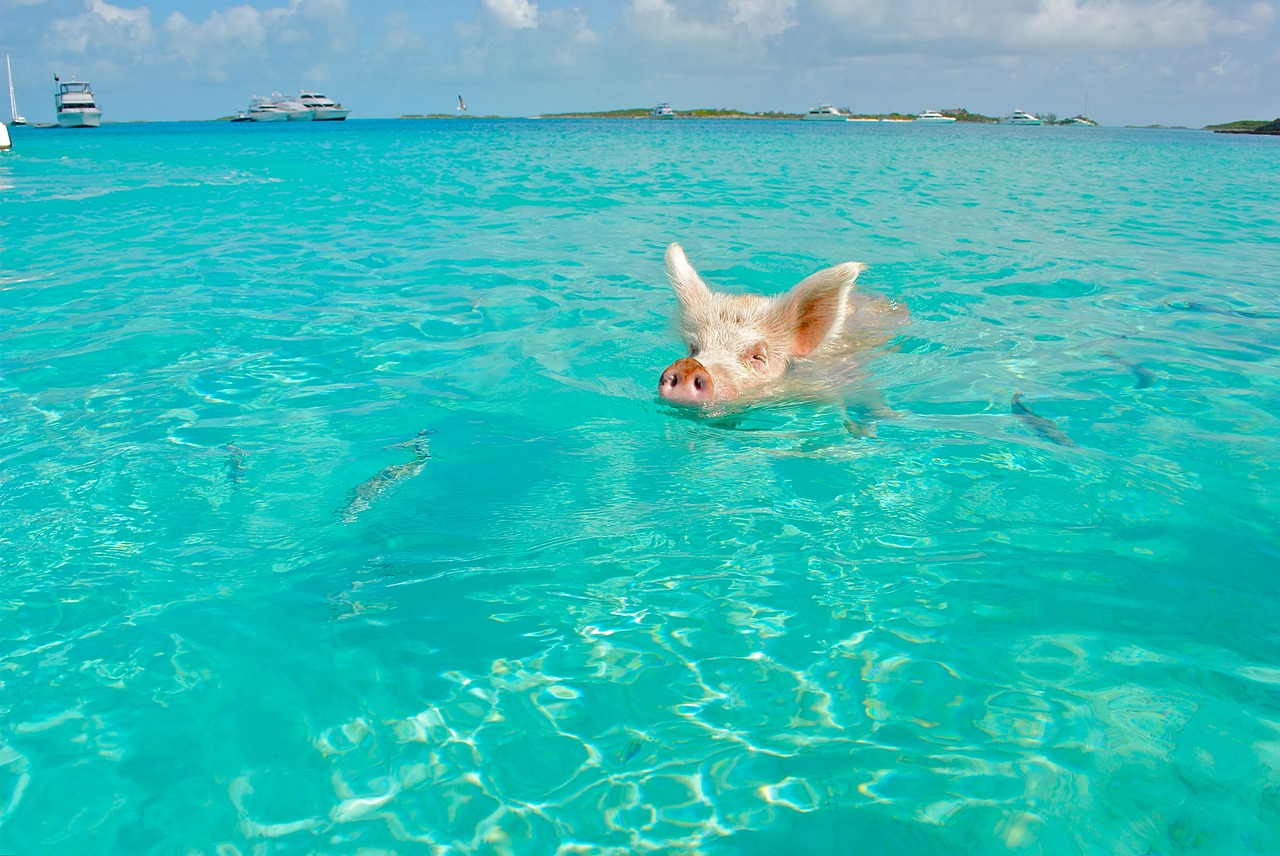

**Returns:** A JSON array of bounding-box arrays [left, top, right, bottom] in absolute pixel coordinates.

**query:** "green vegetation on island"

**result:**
[[538, 107, 802, 119], [862, 108, 1001, 123], [531, 107, 1100, 125], [1207, 118, 1280, 135], [399, 113, 498, 119]]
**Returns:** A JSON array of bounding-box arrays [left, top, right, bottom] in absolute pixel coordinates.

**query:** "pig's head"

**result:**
[[657, 243, 867, 406]]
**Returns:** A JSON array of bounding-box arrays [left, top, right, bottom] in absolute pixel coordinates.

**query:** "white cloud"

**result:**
[[484, 0, 540, 30], [804, 0, 1275, 56], [729, 0, 797, 39], [161, 6, 272, 76], [625, 0, 793, 48], [379, 9, 428, 56], [51, 0, 154, 55], [43, 0, 355, 82]]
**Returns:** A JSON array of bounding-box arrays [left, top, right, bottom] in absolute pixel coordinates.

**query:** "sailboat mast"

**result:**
[[7, 55, 15, 120], [7, 54, 22, 124]]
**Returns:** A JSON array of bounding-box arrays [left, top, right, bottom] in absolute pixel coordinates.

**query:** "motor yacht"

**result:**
[[298, 91, 350, 121], [803, 104, 849, 121], [270, 92, 314, 120], [914, 110, 956, 124], [1004, 110, 1043, 125], [241, 95, 290, 122], [650, 102, 676, 119], [54, 75, 101, 128]]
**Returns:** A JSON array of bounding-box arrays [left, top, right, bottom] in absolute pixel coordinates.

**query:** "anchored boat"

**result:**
[[7, 54, 25, 125], [803, 104, 849, 121], [54, 75, 101, 128]]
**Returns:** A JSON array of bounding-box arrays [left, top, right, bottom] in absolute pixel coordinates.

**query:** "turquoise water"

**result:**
[[1, 118, 1278, 853]]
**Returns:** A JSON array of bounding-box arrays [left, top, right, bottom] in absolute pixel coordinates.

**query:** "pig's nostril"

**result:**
[[658, 357, 714, 404]]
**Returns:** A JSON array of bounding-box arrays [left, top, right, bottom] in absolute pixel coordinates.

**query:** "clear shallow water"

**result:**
[[1, 118, 1278, 853]]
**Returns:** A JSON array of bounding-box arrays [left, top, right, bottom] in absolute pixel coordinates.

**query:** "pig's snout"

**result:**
[[659, 357, 715, 405]]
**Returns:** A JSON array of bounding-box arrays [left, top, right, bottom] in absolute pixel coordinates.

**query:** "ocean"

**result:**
[[1, 118, 1278, 854]]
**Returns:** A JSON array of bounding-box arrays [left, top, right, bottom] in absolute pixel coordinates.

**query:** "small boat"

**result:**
[[7, 54, 25, 125], [650, 102, 676, 119], [298, 91, 350, 121], [54, 75, 101, 128], [1064, 116, 1098, 126], [242, 95, 290, 122], [914, 110, 956, 124], [1004, 110, 1042, 125], [803, 104, 849, 121]]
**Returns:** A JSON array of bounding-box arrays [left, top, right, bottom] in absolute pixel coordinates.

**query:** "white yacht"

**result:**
[[650, 102, 675, 119], [7, 54, 26, 125], [1065, 115, 1098, 126], [270, 92, 314, 120], [298, 91, 350, 121], [54, 75, 101, 128], [914, 110, 956, 124], [242, 95, 290, 122], [1004, 110, 1042, 125], [803, 104, 849, 121]]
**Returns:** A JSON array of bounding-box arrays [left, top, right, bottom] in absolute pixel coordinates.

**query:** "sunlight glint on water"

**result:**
[[1, 119, 1278, 853]]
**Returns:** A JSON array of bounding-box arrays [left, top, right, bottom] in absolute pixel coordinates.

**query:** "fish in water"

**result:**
[[1102, 352, 1157, 389], [1165, 299, 1279, 320], [619, 740, 643, 764], [1011, 393, 1077, 447], [224, 443, 247, 487], [340, 430, 432, 524], [1120, 358, 1157, 389]]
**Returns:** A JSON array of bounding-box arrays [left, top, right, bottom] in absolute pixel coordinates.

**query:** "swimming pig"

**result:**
[[657, 243, 903, 407]]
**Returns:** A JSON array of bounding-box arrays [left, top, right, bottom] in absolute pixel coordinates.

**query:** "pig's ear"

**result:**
[[782, 262, 866, 357], [665, 243, 713, 309]]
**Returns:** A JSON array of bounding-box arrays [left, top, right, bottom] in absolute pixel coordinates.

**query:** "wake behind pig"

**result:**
[[656, 243, 906, 411]]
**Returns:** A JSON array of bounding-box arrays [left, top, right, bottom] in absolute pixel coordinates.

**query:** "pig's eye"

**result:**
[[688, 343, 702, 357]]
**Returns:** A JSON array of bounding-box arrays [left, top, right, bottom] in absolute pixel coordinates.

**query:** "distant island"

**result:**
[[198, 108, 1276, 131], [538, 107, 803, 119], [1207, 118, 1280, 136], [399, 113, 494, 119], [530, 107, 1104, 124]]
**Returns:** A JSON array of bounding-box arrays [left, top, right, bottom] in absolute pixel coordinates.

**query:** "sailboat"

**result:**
[[7, 54, 26, 125], [1066, 91, 1098, 126]]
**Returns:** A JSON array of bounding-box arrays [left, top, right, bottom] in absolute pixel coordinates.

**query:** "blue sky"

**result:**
[[2, 0, 1276, 126]]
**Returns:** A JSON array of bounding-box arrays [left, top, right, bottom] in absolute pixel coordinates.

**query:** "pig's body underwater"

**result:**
[[657, 243, 905, 409]]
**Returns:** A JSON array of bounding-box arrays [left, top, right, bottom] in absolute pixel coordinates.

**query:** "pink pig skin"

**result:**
[[657, 243, 904, 410]]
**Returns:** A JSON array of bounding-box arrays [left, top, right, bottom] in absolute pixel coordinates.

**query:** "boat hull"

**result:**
[[248, 111, 289, 122], [57, 109, 101, 128], [311, 108, 350, 121]]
